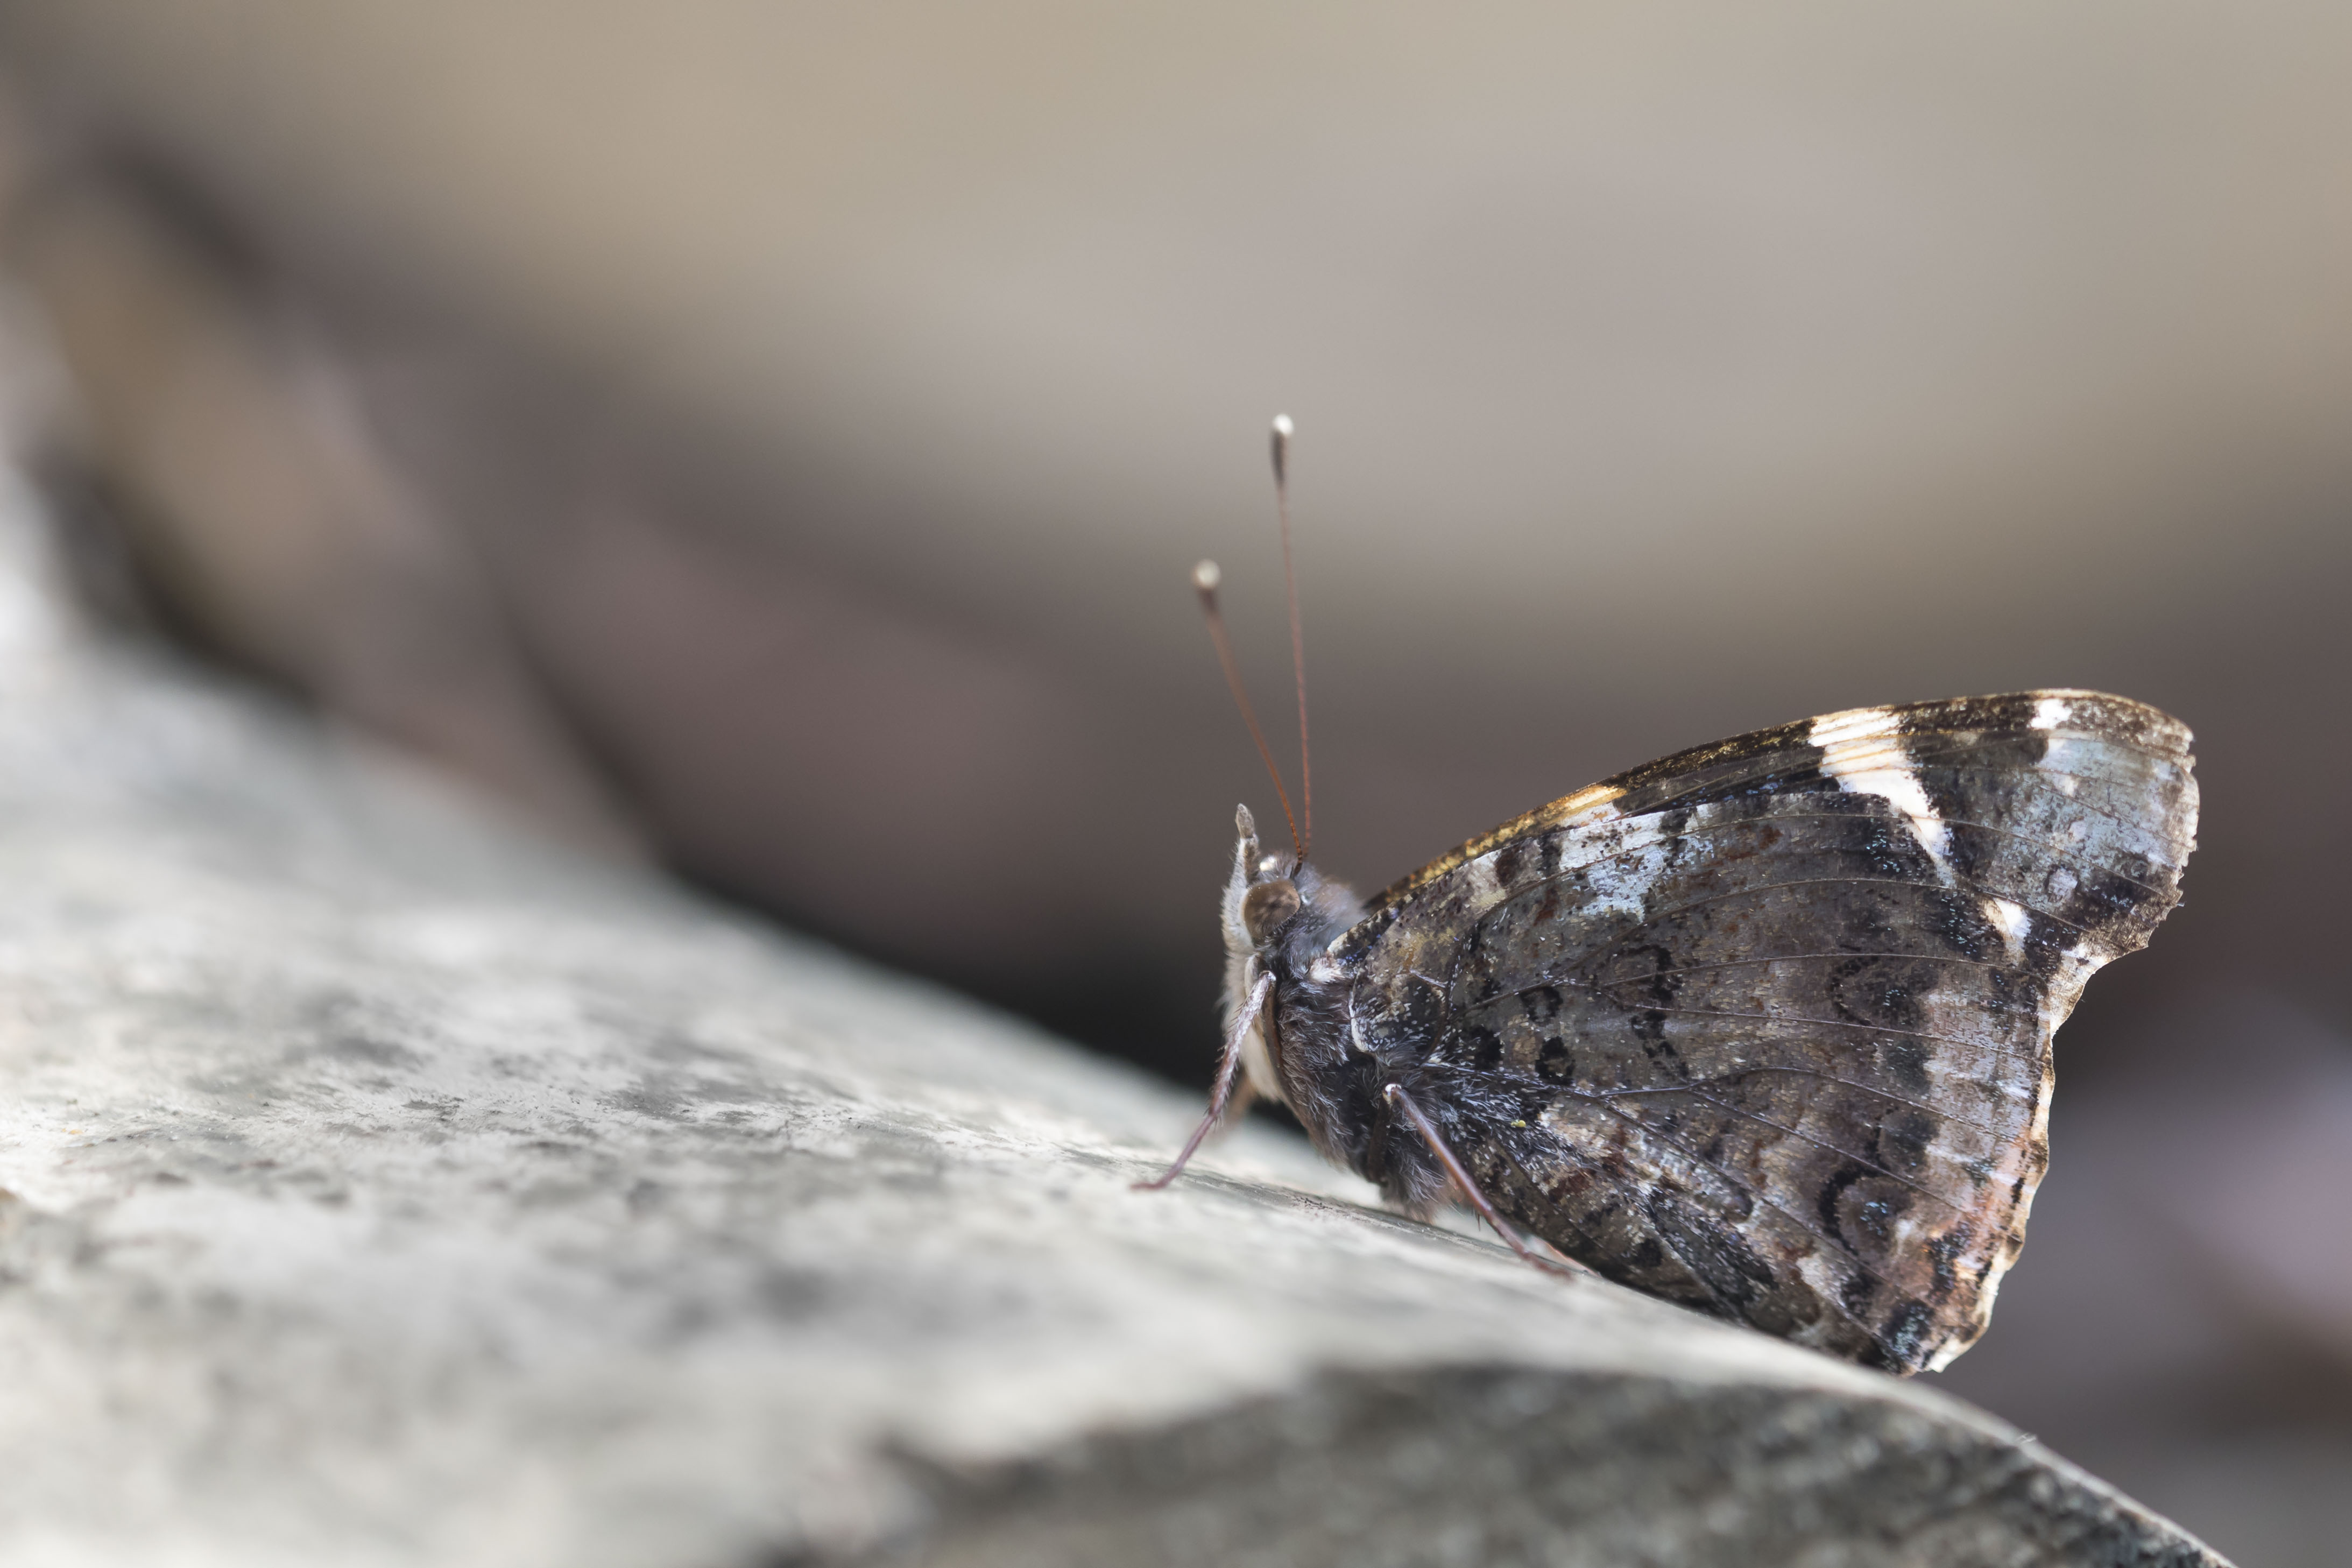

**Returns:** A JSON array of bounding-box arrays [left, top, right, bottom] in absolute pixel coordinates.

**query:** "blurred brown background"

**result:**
[[0, 4, 2343, 1563]]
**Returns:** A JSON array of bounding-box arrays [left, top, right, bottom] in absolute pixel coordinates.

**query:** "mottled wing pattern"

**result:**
[[1336, 691, 2196, 1373]]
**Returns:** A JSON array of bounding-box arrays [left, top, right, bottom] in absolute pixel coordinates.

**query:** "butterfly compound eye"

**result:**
[[1241, 879, 1302, 945]]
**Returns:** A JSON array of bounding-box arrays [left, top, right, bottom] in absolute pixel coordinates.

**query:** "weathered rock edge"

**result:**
[[0, 486, 2225, 1566]]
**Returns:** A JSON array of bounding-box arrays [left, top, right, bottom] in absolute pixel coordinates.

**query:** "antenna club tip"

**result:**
[[1192, 559, 1222, 592], [1271, 413, 1294, 437]]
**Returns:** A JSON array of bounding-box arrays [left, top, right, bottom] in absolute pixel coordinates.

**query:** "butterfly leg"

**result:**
[[1134, 971, 1274, 1191], [1383, 1082, 1584, 1280]]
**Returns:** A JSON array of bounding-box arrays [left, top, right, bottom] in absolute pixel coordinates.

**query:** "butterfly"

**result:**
[[1140, 424, 2198, 1376]]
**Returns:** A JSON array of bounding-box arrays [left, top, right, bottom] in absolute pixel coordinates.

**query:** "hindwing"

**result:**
[[1336, 690, 2196, 1373]]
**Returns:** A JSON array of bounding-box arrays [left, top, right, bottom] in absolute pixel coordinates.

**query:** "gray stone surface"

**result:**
[[0, 475, 2227, 1567]]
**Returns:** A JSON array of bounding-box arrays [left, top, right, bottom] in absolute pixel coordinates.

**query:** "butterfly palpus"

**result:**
[[1138, 417, 2198, 1376]]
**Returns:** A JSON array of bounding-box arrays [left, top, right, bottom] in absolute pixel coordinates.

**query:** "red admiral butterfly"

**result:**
[[1142, 418, 2198, 1375]]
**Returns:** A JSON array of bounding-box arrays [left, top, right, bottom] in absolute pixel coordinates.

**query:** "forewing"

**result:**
[[1338, 691, 2196, 1373]]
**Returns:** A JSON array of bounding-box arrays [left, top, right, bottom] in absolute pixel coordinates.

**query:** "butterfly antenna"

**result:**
[[1192, 559, 1302, 862], [1271, 413, 1312, 864]]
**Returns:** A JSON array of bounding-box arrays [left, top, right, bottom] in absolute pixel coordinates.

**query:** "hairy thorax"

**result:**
[[1220, 816, 1455, 1214]]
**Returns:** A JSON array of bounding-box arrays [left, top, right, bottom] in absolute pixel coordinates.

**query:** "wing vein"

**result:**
[[1611, 875, 2093, 941], [1551, 986, 2043, 1055], [1598, 1069, 2018, 1143], [1604, 1086, 1965, 1215]]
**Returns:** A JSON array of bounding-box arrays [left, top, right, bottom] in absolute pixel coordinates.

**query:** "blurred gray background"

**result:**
[[0, 4, 2343, 1563]]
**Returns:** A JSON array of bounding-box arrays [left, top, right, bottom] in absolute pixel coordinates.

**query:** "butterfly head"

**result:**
[[1222, 803, 1288, 953], [1218, 803, 1362, 1114], [1220, 802, 1358, 963]]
